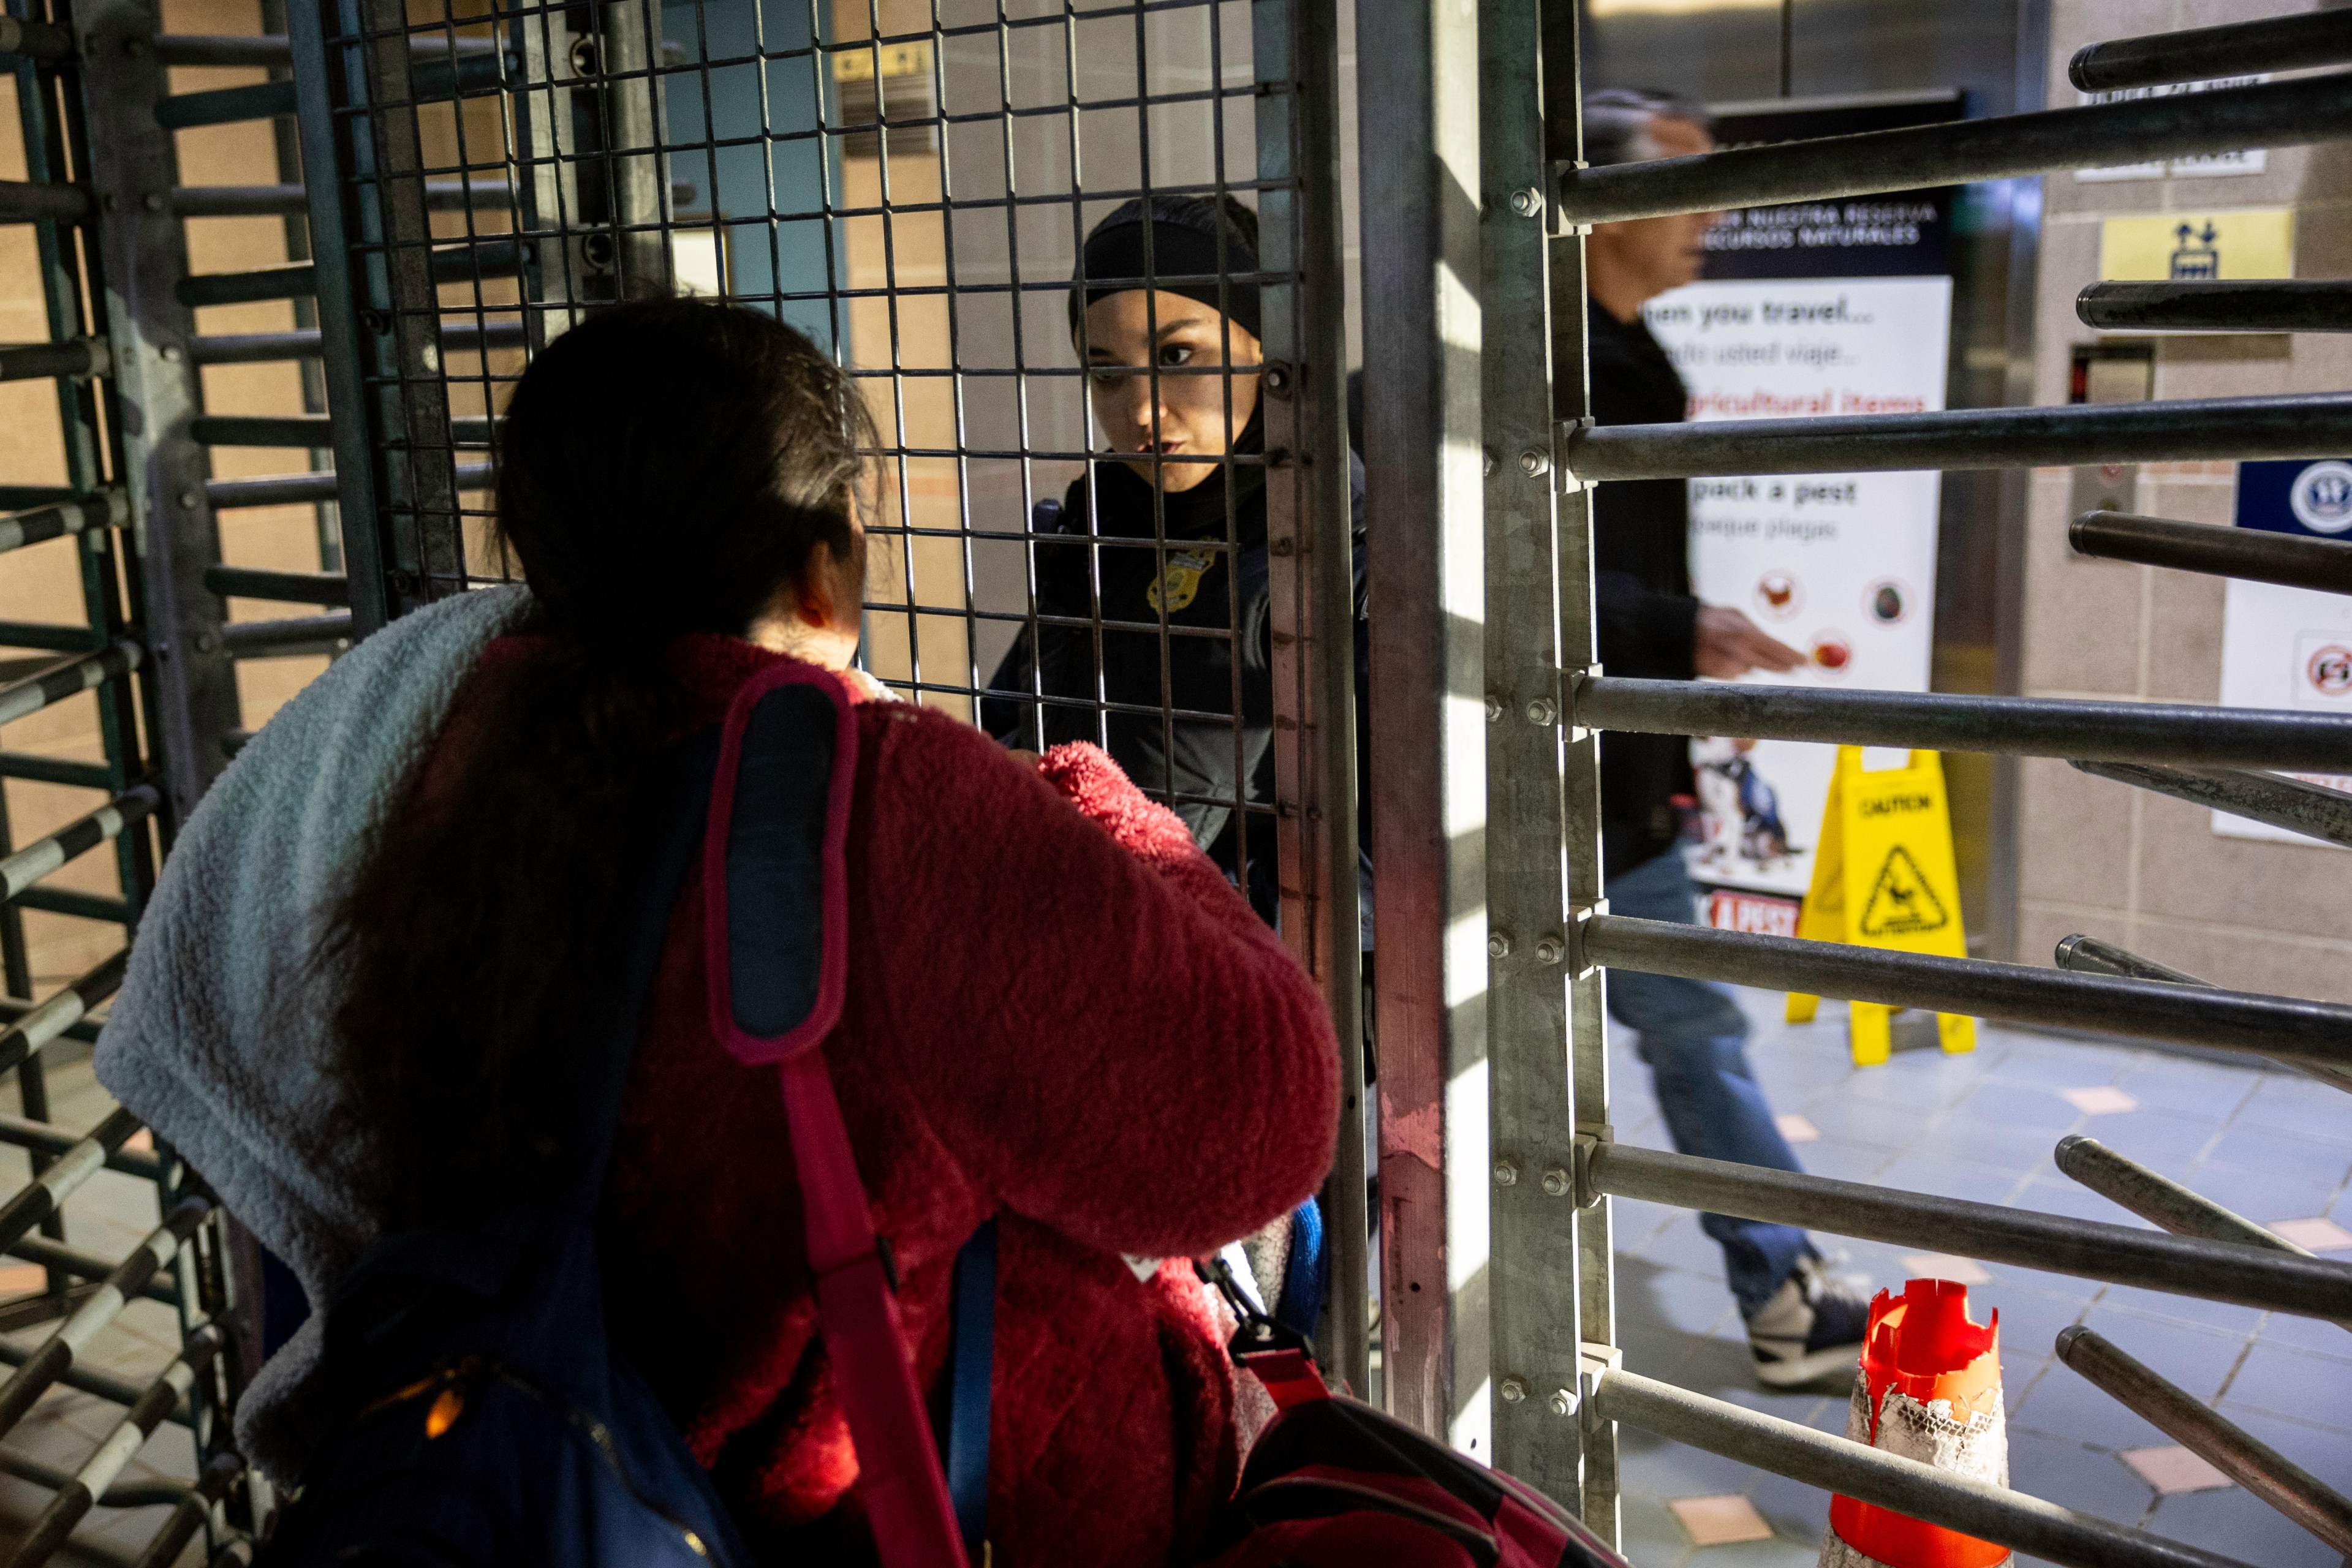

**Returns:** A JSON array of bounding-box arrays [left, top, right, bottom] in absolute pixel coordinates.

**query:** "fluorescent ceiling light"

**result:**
[[1589, 0, 1780, 16]]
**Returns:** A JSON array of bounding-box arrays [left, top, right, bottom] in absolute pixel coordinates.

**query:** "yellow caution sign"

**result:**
[[1786, 748, 1976, 1066]]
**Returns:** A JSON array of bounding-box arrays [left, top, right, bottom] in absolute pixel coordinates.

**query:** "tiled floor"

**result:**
[[1610, 989, 2352, 1568], [7, 1000, 2349, 1567], [0, 1049, 209, 1567]]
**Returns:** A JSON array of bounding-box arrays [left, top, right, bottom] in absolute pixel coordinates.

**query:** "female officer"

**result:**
[[986, 194, 1367, 929]]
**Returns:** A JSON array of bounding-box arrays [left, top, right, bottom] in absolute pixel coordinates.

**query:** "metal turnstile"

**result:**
[[1362, 6, 2352, 1564]]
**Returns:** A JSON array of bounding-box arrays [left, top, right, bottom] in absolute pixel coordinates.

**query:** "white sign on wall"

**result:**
[[2076, 75, 2269, 182], [1641, 274, 1955, 897], [2216, 458, 2352, 848]]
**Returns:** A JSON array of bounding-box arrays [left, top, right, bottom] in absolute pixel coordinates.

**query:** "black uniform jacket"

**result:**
[[1588, 298, 1704, 878], [983, 416, 1369, 925]]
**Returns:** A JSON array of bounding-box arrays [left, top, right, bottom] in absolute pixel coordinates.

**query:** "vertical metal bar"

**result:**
[[255, 0, 339, 572], [991, 0, 1041, 752], [152, 1147, 219, 1467], [1256, 0, 1365, 1397], [287, 0, 390, 633], [1303, 0, 1366, 1408], [575, 5, 633, 321], [1257, 0, 1304, 963], [1356, 0, 1485, 1446], [1061, 0, 1108, 760], [1133, 2, 1173, 823], [863, 2, 920, 709], [0, 781, 59, 1309], [678, 0, 721, 320], [78, 0, 242, 816], [17, 0, 166, 1341], [12, 37, 105, 500], [357, 0, 463, 610], [421, 1, 483, 591], [1541, 0, 1616, 1536], [0, 783, 28, 997], [0, 0, 38, 1104], [1481, 0, 1584, 1504], [928, 0, 977, 723], [17, 16, 161, 897], [1216, 0, 1246, 899], [215, 1214, 271, 1524], [9, 1042, 65, 1311], [600, 0, 665, 294], [812, 0, 849, 361], [507, 0, 572, 345], [1988, 0, 2049, 960]]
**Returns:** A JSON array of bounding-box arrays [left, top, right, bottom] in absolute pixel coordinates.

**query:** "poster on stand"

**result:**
[[2216, 459, 2352, 849], [1636, 93, 1961, 923]]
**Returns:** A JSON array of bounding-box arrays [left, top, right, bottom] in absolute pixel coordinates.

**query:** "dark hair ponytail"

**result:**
[[317, 299, 874, 1226]]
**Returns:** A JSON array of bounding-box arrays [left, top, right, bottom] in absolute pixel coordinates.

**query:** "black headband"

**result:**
[[1068, 217, 1261, 342]]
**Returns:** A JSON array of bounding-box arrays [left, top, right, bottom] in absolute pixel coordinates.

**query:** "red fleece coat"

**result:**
[[573, 636, 1340, 1566]]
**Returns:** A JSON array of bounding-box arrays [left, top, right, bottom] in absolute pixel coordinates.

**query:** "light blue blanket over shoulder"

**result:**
[[94, 584, 531, 1479]]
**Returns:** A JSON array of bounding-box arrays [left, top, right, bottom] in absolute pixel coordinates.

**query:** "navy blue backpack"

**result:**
[[256, 721, 754, 1567]]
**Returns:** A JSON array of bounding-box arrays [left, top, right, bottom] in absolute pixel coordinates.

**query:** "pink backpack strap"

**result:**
[[703, 662, 966, 1568]]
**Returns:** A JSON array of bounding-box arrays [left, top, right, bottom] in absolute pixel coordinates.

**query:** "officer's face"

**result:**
[[1080, 290, 1263, 493]]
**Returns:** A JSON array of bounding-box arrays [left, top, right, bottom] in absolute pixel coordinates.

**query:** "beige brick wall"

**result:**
[[2019, 0, 2352, 1001]]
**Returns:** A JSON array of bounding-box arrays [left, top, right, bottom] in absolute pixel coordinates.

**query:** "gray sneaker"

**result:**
[[1747, 1256, 1871, 1388]]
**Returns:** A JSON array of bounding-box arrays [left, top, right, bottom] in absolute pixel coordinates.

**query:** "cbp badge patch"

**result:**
[[1146, 549, 1213, 614]]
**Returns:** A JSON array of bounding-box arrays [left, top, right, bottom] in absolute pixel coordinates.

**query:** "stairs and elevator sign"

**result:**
[[2098, 208, 2294, 282]]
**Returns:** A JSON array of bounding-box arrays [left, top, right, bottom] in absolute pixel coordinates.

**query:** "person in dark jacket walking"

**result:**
[[985, 195, 1367, 934], [1584, 88, 1870, 1387]]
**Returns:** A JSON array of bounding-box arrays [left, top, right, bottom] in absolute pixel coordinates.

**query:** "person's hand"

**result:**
[[1007, 748, 1042, 768], [1693, 605, 1804, 680]]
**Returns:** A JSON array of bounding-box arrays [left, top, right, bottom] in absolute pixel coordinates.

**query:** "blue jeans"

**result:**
[[1605, 850, 1813, 1317]]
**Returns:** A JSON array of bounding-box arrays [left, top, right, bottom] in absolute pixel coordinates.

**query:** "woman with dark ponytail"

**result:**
[[97, 297, 1339, 1566], [319, 299, 879, 1232]]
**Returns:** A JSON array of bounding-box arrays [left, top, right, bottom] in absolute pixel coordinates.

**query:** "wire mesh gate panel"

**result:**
[[281, 0, 1367, 1380], [17, 0, 1359, 1546], [1352, 2, 2352, 1564]]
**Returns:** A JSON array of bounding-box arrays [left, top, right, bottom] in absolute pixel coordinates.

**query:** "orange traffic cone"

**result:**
[[1820, 1279, 2009, 1568]]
